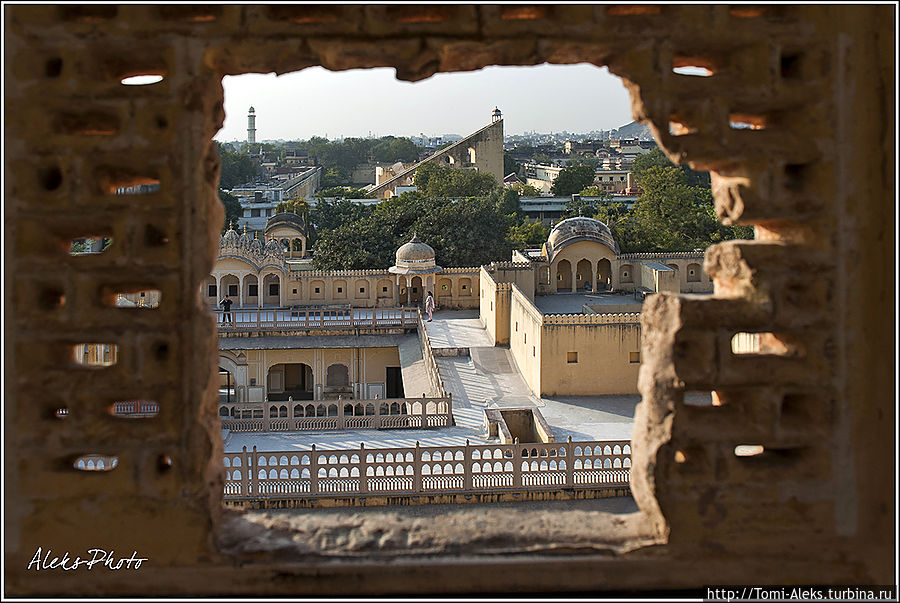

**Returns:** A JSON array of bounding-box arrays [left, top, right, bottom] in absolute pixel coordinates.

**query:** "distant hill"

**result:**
[[612, 121, 653, 140]]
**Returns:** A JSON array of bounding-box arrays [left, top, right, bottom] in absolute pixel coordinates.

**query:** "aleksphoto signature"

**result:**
[[27, 547, 148, 571]]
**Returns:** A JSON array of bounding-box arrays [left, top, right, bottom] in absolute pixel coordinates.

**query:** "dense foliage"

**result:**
[[299, 135, 420, 185], [217, 143, 260, 189], [307, 151, 753, 270], [595, 166, 752, 252], [631, 147, 711, 188], [311, 192, 515, 270], [413, 161, 498, 198], [219, 190, 243, 231], [314, 186, 374, 199], [550, 165, 595, 196]]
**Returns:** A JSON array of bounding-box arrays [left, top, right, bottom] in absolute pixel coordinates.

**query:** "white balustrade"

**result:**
[[223, 439, 631, 500]]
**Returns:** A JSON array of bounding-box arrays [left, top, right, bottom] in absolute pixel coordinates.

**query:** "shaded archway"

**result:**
[[557, 259, 572, 291], [410, 276, 423, 304], [576, 259, 592, 291], [262, 273, 280, 306], [241, 274, 258, 307], [218, 366, 235, 405], [598, 258, 612, 290], [326, 363, 349, 387], [205, 275, 218, 305], [221, 274, 239, 302], [267, 363, 313, 401], [687, 262, 701, 282]]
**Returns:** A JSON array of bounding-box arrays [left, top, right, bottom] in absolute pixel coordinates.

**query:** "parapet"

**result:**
[[542, 312, 642, 326]]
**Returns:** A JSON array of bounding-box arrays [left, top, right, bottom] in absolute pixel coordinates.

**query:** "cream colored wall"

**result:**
[[212, 256, 480, 309], [479, 267, 510, 345], [640, 263, 680, 294], [550, 240, 617, 293], [539, 321, 641, 396], [612, 256, 712, 293], [508, 286, 543, 396], [434, 272, 480, 309], [230, 347, 401, 400], [490, 267, 536, 300]]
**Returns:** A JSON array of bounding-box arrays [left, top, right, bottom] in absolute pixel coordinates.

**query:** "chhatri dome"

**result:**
[[545, 216, 620, 261], [389, 234, 442, 275]]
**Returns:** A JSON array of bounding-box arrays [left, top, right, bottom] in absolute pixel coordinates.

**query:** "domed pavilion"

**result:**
[[389, 234, 442, 305]]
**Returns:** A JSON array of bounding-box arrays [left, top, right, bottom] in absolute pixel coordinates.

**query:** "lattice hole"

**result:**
[[73, 454, 119, 471], [109, 400, 159, 418], [734, 444, 764, 457], [607, 5, 662, 16], [683, 391, 722, 407], [731, 332, 803, 357], [69, 237, 112, 255], [73, 343, 118, 367], [38, 166, 63, 191], [500, 6, 548, 20], [96, 168, 160, 195], [672, 57, 714, 77], [729, 113, 768, 130], [102, 286, 161, 309], [55, 111, 119, 136], [121, 74, 164, 86], [45, 57, 63, 78], [669, 119, 697, 136]]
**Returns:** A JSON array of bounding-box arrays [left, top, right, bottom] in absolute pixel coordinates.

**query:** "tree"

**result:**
[[314, 186, 374, 199], [516, 183, 543, 197], [311, 193, 515, 270], [564, 196, 598, 218], [320, 167, 349, 188], [579, 185, 606, 197], [567, 152, 599, 170], [551, 165, 595, 196], [274, 198, 310, 227], [631, 147, 711, 189], [503, 152, 518, 177], [372, 137, 419, 163], [489, 187, 521, 218], [219, 190, 243, 231], [531, 152, 551, 164], [309, 198, 373, 232], [508, 219, 550, 250], [413, 162, 499, 198], [217, 143, 259, 189]]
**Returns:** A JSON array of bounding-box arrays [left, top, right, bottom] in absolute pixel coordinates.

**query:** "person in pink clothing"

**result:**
[[424, 291, 435, 322]]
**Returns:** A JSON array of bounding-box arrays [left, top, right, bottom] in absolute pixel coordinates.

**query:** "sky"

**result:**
[[215, 63, 633, 142]]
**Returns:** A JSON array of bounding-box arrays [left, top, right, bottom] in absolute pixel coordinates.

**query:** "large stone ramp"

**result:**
[[396, 333, 435, 397]]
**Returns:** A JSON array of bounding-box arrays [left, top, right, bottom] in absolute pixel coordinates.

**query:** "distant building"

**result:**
[[227, 166, 322, 232], [247, 106, 256, 144]]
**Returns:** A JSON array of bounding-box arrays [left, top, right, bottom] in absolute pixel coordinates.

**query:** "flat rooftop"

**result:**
[[533, 291, 643, 315]]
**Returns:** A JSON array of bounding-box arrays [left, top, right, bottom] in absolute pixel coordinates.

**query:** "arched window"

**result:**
[[326, 364, 349, 387]]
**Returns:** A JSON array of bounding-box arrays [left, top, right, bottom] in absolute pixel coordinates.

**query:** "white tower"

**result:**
[[247, 106, 256, 143], [491, 106, 502, 123]]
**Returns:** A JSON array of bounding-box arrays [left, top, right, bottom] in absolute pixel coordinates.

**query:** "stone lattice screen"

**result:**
[[4, 4, 894, 596]]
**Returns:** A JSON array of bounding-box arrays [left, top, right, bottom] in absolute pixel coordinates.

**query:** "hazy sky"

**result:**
[[215, 63, 634, 142]]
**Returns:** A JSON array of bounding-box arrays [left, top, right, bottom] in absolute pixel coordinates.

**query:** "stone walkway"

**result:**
[[423, 309, 491, 348], [396, 334, 434, 397]]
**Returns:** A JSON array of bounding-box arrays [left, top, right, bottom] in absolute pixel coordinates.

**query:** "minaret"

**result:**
[[247, 106, 256, 143]]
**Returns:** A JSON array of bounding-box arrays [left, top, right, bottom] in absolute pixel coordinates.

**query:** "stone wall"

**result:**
[[4, 4, 894, 596]]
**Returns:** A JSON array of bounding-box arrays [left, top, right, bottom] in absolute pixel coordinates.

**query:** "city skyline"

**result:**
[[215, 63, 634, 142]]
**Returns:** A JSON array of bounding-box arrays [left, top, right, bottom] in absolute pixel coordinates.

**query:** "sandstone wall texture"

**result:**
[[4, 4, 894, 596]]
